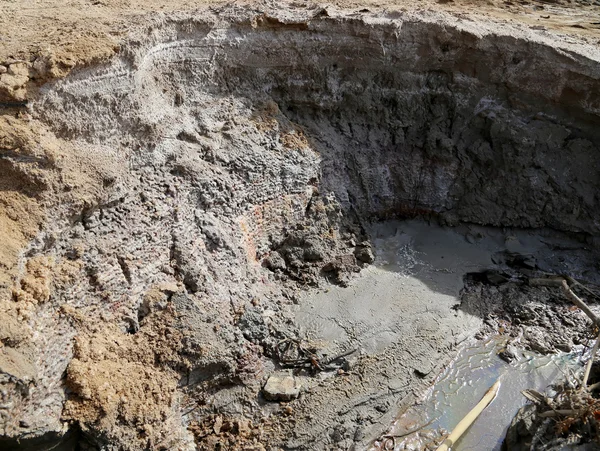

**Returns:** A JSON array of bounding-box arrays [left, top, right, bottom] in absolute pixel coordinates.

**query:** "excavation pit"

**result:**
[[3, 6, 600, 450]]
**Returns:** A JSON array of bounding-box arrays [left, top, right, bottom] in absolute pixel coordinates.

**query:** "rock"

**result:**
[[264, 251, 286, 271], [498, 348, 516, 363], [263, 372, 300, 401], [354, 243, 375, 264], [238, 309, 269, 343], [0, 65, 6, 74], [323, 254, 356, 272]]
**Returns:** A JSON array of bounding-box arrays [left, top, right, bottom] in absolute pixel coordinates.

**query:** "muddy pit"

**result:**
[[2, 5, 600, 451]]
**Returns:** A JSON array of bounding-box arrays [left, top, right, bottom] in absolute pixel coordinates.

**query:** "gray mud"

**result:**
[[1, 3, 599, 450], [291, 220, 600, 449]]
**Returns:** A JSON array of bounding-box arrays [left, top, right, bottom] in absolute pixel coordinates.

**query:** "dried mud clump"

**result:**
[[461, 273, 599, 355], [62, 308, 186, 450], [264, 192, 370, 287]]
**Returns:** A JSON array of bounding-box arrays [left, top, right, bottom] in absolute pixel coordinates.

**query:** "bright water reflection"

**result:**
[[380, 337, 583, 451]]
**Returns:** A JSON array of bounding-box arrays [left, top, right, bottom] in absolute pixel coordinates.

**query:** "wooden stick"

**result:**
[[436, 379, 501, 451], [529, 277, 564, 287], [561, 280, 600, 327], [564, 275, 600, 302], [583, 335, 600, 389], [588, 380, 600, 391], [539, 409, 583, 418]]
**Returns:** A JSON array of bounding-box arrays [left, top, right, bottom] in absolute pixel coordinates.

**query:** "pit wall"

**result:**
[[3, 7, 599, 450], [36, 12, 600, 235]]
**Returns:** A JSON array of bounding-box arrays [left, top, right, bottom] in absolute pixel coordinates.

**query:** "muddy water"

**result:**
[[374, 337, 583, 451], [295, 220, 594, 450]]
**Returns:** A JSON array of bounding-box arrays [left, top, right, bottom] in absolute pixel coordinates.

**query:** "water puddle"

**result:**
[[372, 337, 583, 451]]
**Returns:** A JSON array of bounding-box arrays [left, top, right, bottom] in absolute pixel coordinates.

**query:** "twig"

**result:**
[[539, 409, 583, 418], [182, 403, 201, 417], [564, 275, 600, 302], [322, 347, 358, 365], [436, 379, 501, 451], [588, 380, 600, 391], [382, 419, 435, 439], [561, 280, 600, 327], [583, 335, 600, 389], [521, 389, 547, 405]]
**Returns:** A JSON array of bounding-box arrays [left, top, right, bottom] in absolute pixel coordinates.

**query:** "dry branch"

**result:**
[[436, 379, 500, 451], [561, 279, 600, 327]]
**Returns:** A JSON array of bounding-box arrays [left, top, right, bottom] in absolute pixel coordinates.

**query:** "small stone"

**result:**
[[0, 65, 7, 74], [354, 245, 375, 264], [413, 357, 434, 377], [498, 348, 515, 363], [263, 372, 300, 401], [264, 251, 286, 271]]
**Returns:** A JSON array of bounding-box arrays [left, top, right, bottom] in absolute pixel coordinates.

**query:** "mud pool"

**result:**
[[297, 219, 598, 372], [295, 219, 599, 449]]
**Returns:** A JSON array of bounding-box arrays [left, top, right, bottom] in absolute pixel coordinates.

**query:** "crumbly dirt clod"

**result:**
[[61, 309, 188, 450]]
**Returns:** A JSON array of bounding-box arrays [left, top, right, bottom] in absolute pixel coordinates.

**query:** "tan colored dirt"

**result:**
[[61, 306, 187, 448]]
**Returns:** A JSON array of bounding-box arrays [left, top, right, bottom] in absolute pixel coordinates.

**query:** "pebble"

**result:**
[[263, 372, 301, 401]]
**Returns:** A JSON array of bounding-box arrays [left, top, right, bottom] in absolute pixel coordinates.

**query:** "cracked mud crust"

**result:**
[[0, 1, 599, 450]]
